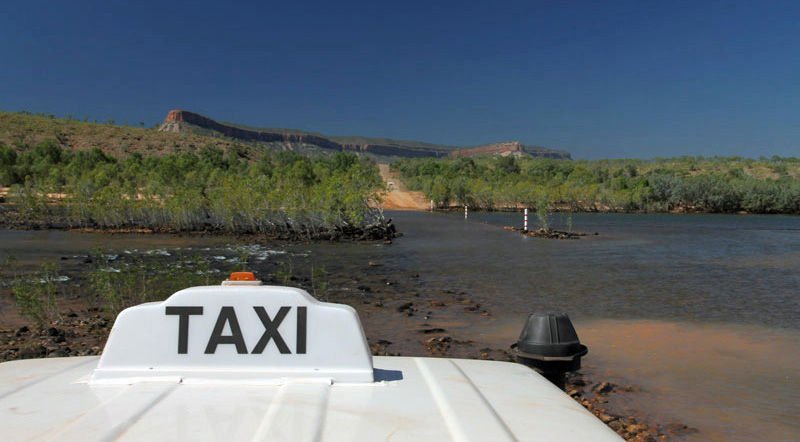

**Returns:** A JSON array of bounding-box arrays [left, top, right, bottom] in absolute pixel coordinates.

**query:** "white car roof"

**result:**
[[0, 355, 620, 441]]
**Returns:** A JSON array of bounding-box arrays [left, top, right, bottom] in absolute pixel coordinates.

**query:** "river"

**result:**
[[1, 211, 798, 440], [383, 211, 800, 441]]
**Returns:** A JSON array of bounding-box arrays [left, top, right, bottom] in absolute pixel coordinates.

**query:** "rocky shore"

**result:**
[[502, 225, 593, 239]]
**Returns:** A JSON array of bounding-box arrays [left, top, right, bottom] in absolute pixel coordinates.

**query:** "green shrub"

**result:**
[[536, 193, 550, 230]]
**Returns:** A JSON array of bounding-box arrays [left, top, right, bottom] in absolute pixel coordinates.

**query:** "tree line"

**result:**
[[0, 141, 385, 234], [392, 155, 800, 214]]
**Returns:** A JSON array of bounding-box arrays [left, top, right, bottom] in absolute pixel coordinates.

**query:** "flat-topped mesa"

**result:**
[[160, 110, 449, 157], [158, 110, 571, 159], [160, 110, 343, 151], [159, 109, 454, 157]]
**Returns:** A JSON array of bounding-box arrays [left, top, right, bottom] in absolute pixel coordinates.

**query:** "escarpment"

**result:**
[[161, 110, 342, 151], [159, 109, 570, 159]]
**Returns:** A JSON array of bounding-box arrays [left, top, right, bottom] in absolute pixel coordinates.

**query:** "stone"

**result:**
[[627, 423, 648, 434], [19, 345, 47, 359], [419, 328, 446, 334], [664, 422, 699, 437], [592, 381, 614, 394]]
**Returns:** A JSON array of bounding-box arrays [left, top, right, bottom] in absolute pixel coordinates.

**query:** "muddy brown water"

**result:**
[[1, 211, 799, 441]]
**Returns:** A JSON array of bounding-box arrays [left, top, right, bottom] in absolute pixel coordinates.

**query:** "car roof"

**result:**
[[0, 355, 621, 441]]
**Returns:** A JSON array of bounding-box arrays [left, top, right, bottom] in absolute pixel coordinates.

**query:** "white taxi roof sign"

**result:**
[[91, 285, 373, 384]]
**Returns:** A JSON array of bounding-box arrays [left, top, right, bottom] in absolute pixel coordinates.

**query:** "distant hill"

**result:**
[[159, 110, 572, 160], [0, 111, 247, 157], [0, 109, 572, 160]]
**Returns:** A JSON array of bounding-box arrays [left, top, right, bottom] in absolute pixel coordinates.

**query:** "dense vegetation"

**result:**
[[393, 156, 800, 214], [0, 141, 385, 235]]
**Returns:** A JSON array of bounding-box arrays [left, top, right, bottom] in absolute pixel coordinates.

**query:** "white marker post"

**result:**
[[524, 208, 528, 232], [431, 200, 434, 212], [464, 205, 468, 219]]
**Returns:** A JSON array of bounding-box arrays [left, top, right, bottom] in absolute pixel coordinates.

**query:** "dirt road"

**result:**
[[378, 164, 430, 211]]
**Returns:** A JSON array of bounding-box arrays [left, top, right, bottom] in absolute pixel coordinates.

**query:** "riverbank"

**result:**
[[0, 204, 398, 241], [0, 232, 673, 441], [0, 281, 671, 442]]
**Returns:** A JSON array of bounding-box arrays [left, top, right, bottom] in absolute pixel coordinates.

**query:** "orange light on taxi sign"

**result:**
[[229, 271, 257, 281]]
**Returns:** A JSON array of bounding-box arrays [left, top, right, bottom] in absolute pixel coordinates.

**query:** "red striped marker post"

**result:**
[[464, 205, 468, 219], [524, 208, 528, 232]]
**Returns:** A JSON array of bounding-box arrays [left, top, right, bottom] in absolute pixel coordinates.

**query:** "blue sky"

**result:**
[[2, 0, 799, 159]]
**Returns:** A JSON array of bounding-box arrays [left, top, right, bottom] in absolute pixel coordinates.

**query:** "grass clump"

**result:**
[[86, 252, 214, 315], [536, 193, 550, 230], [12, 262, 61, 328], [311, 263, 329, 300], [273, 259, 295, 285]]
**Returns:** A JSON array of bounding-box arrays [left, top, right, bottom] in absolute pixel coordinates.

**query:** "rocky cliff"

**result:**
[[161, 110, 343, 151], [159, 110, 570, 160]]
